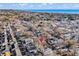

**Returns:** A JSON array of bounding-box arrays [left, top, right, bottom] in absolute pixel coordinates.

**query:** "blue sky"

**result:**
[[0, 3, 79, 10]]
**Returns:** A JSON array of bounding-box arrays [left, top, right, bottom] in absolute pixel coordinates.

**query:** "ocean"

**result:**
[[28, 10, 79, 14]]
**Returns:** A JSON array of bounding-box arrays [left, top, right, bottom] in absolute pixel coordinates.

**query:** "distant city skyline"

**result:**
[[0, 3, 79, 10]]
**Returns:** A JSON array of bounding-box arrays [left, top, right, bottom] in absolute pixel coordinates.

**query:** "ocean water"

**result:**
[[29, 10, 79, 14]]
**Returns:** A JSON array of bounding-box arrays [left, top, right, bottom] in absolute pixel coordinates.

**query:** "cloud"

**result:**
[[0, 3, 79, 10], [18, 3, 29, 7]]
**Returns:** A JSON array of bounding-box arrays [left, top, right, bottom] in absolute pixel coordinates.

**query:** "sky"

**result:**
[[0, 3, 79, 10]]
